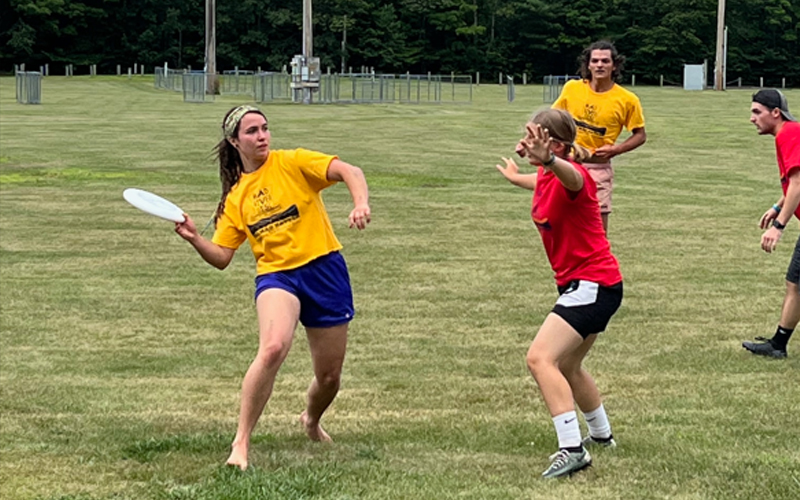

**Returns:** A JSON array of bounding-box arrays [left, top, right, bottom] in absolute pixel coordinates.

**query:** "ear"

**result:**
[[227, 137, 239, 149]]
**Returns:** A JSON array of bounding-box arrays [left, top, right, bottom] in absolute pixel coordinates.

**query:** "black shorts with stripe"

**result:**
[[552, 280, 623, 338]]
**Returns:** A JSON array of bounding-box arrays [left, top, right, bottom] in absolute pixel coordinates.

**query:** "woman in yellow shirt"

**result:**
[[175, 105, 371, 470]]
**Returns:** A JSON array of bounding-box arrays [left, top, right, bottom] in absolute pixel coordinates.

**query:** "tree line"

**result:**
[[2, 0, 799, 85]]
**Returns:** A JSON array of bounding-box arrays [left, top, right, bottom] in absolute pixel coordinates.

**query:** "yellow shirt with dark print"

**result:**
[[552, 79, 645, 152], [212, 148, 342, 275]]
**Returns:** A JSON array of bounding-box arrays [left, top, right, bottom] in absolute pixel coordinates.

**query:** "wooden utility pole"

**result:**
[[303, 0, 313, 59], [714, 0, 726, 90], [341, 15, 347, 74], [205, 0, 217, 94]]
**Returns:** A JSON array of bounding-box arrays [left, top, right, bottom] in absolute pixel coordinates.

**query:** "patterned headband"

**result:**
[[223, 105, 263, 137]]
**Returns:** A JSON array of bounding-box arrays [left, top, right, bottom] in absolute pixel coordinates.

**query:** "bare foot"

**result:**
[[300, 411, 333, 442], [226, 441, 249, 471]]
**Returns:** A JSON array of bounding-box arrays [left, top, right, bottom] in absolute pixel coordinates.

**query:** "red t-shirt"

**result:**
[[531, 161, 622, 287], [777, 121, 800, 220]]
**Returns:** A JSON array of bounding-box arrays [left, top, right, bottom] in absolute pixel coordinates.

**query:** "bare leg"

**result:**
[[601, 213, 609, 235], [226, 289, 300, 470], [559, 334, 601, 413], [779, 281, 800, 329], [299, 323, 348, 442], [526, 313, 586, 417]]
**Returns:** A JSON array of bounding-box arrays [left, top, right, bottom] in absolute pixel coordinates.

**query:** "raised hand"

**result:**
[[518, 123, 553, 165]]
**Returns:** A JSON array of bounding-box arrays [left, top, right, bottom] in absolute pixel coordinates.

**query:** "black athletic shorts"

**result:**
[[786, 234, 800, 285], [552, 280, 623, 339]]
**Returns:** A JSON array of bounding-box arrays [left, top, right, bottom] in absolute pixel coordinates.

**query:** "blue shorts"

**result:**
[[254, 251, 355, 328]]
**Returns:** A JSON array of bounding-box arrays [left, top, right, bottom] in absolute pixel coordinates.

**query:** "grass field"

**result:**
[[1, 76, 799, 499]]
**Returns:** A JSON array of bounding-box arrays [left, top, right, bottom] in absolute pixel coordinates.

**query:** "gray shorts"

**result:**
[[786, 234, 800, 285]]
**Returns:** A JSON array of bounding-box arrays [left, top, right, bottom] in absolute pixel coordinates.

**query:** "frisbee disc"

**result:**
[[123, 188, 186, 223]]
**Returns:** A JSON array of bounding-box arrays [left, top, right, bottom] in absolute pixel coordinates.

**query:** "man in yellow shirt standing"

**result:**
[[553, 40, 647, 233]]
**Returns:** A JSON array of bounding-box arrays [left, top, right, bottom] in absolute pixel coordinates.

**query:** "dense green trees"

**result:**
[[2, 0, 799, 84]]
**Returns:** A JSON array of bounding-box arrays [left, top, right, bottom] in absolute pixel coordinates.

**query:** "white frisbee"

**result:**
[[123, 188, 186, 223]]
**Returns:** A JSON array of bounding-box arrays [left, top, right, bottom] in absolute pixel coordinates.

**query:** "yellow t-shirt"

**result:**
[[552, 79, 645, 152], [211, 148, 343, 275]]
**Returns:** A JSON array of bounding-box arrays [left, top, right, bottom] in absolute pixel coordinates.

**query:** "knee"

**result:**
[[256, 342, 290, 367], [526, 349, 554, 376], [316, 369, 342, 390], [560, 363, 583, 384]]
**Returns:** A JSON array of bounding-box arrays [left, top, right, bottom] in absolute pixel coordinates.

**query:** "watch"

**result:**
[[772, 219, 786, 231], [542, 152, 556, 167]]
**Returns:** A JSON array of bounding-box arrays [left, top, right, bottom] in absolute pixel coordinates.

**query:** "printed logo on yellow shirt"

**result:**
[[246, 188, 300, 238], [576, 104, 607, 137], [247, 204, 300, 237], [252, 188, 279, 216]]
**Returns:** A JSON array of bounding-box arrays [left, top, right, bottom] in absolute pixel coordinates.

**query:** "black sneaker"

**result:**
[[582, 435, 617, 449], [742, 337, 787, 359]]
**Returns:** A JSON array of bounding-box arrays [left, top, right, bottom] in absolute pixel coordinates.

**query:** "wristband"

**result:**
[[772, 219, 786, 231], [772, 204, 782, 213], [542, 152, 556, 167]]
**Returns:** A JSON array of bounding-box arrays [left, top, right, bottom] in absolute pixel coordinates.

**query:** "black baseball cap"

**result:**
[[752, 89, 796, 122]]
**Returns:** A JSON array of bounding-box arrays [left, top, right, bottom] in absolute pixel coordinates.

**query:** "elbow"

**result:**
[[210, 255, 232, 270], [348, 165, 365, 181], [214, 256, 234, 270], [565, 174, 584, 192]]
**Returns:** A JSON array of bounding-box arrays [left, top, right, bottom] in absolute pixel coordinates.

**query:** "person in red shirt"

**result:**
[[495, 108, 623, 478], [743, 89, 800, 359]]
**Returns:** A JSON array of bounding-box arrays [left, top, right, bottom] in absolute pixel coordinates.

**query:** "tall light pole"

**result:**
[[714, 0, 726, 90], [205, 0, 217, 95]]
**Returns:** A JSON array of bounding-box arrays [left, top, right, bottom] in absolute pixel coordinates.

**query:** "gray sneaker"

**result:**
[[582, 435, 617, 449], [541, 448, 592, 478], [742, 337, 787, 359]]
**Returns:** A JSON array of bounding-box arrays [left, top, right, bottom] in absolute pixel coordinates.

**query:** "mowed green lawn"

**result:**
[[1, 76, 798, 500]]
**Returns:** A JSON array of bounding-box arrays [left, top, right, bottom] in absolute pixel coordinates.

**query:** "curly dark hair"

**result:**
[[578, 40, 625, 82]]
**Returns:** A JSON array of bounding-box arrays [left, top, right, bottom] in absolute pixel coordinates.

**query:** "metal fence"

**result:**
[[543, 75, 580, 103], [155, 68, 473, 105], [506, 75, 515, 102], [221, 70, 256, 96], [395, 74, 444, 104], [314, 73, 472, 104], [154, 66, 187, 92], [255, 72, 292, 102], [16, 71, 42, 104], [183, 73, 214, 103]]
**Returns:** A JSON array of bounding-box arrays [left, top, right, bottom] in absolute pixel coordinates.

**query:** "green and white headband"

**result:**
[[223, 105, 263, 137]]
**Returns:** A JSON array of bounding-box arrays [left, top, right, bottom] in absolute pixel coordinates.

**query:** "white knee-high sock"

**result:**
[[552, 411, 581, 449], [583, 404, 612, 439]]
